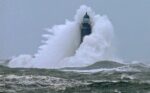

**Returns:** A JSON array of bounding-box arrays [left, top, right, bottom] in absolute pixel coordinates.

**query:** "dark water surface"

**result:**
[[0, 61, 150, 93]]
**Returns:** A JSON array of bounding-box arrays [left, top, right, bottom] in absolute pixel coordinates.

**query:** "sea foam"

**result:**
[[8, 5, 117, 68]]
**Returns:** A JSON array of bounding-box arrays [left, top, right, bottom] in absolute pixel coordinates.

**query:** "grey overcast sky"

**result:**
[[0, 0, 150, 62]]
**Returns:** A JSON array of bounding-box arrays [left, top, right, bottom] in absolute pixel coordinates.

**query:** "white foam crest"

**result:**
[[8, 5, 117, 68], [58, 14, 115, 68], [8, 55, 32, 68]]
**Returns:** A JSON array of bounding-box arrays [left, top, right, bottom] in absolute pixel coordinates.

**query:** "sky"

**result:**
[[0, 0, 150, 62]]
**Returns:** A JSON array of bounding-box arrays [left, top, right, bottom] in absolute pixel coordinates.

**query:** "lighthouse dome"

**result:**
[[83, 13, 90, 23]]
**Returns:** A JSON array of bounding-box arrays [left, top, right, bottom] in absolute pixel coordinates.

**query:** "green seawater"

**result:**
[[0, 61, 150, 93]]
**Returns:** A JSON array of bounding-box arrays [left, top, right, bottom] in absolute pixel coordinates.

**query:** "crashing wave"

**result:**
[[8, 5, 117, 69]]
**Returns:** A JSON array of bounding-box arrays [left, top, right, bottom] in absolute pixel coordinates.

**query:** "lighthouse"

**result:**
[[81, 12, 92, 43]]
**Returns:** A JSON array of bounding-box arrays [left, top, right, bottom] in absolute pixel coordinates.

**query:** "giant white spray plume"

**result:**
[[8, 5, 117, 68]]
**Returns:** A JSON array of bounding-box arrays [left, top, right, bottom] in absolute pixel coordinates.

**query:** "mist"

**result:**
[[8, 5, 118, 68]]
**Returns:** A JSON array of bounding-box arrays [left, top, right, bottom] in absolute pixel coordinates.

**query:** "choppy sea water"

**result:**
[[0, 61, 150, 93]]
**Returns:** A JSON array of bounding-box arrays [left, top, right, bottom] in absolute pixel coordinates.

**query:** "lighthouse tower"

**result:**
[[81, 12, 92, 43]]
